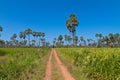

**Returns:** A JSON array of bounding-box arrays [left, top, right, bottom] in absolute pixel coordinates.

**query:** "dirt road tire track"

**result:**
[[44, 50, 53, 80], [53, 49, 75, 80], [44, 49, 75, 80]]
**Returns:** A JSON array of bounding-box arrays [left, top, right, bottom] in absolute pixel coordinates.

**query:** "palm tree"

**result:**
[[74, 36, 78, 46], [80, 36, 84, 46], [40, 32, 45, 47], [19, 32, 24, 40], [32, 32, 36, 39], [41, 38, 45, 47], [23, 32, 26, 40], [25, 28, 32, 46], [68, 36, 72, 46], [95, 33, 103, 47], [0, 26, 3, 39], [38, 32, 42, 47], [11, 33, 17, 40], [53, 38, 57, 47], [114, 33, 120, 47], [103, 36, 110, 47], [32, 32, 37, 46], [41, 32, 45, 37], [10, 33, 17, 47], [66, 14, 79, 46], [64, 35, 68, 46], [58, 35, 63, 47]]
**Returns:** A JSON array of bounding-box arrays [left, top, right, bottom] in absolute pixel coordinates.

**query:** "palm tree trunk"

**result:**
[[72, 32, 75, 47], [28, 34, 30, 46], [39, 37, 41, 47]]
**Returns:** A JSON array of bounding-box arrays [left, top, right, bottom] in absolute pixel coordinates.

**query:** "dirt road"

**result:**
[[44, 49, 75, 80]]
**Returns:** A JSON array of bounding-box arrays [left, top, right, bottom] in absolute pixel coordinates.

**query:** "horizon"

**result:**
[[0, 0, 120, 44]]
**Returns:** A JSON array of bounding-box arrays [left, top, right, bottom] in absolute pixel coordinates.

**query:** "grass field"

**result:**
[[0, 48, 120, 80], [0, 48, 50, 80], [56, 48, 120, 80]]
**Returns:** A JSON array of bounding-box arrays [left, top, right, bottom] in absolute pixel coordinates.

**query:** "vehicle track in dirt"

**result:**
[[44, 49, 75, 80]]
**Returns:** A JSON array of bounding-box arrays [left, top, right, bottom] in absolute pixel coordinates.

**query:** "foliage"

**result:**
[[56, 48, 120, 80], [0, 48, 50, 80]]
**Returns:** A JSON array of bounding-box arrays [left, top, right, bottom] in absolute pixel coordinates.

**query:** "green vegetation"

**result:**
[[0, 48, 50, 80], [56, 48, 120, 80]]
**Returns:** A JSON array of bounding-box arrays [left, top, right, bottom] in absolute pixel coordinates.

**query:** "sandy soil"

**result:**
[[44, 49, 75, 80]]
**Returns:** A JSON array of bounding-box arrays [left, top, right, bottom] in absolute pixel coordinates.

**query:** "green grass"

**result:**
[[56, 48, 120, 80], [0, 48, 50, 80]]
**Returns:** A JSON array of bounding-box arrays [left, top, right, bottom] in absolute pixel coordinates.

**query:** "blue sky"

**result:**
[[0, 0, 120, 43]]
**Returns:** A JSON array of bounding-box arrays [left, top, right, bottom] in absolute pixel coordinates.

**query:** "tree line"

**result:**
[[0, 26, 50, 47], [0, 14, 120, 48], [53, 33, 120, 48]]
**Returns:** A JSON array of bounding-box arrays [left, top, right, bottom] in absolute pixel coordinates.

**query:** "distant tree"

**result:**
[[23, 32, 26, 40], [95, 34, 99, 40], [87, 39, 95, 47], [66, 14, 79, 46], [114, 33, 120, 47], [38, 32, 42, 47], [19, 32, 24, 41], [53, 38, 57, 47], [10, 33, 17, 46], [68, 36, 72, 46], [31, 40, 35, 46], [80, 36, 85, 47], [103, 36, 110, 47], [25, 28, 32, 46], [0, 26, 3, 39], [74, 36, 78, 46], [41, 38, 45, 47], [46, 42, 50, 47], [95, 33, 103, 47], [11, 33, 17, 40], [0, 40, 5, 47], [32, 32, 36, 40], [41, 32, 45, 37], [32, 32, 36, 46], [41, 32, 45, 47], [64, 35, 68, 45], [58, 35, 63, 47]]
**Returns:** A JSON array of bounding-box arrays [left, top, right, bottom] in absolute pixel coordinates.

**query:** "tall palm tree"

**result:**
[[0, 26, 3, 39], [66, 14, 79, 46], [25, 28, 32, 46]]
